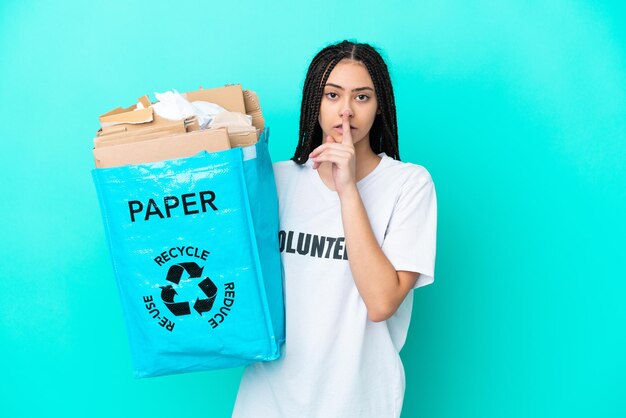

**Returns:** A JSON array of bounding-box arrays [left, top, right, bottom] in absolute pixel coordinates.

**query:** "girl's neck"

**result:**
[[353, 139, 382, 181]]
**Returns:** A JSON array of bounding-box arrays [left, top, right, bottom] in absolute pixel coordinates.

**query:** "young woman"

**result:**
[[233, 40, 437, 418]]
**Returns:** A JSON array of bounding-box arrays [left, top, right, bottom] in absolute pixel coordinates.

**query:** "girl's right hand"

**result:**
[[309, 112, 357, 195]]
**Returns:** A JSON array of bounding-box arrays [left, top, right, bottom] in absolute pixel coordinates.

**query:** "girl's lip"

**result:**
[[333, 127, 355, 135], [333, 125, 356, 131]]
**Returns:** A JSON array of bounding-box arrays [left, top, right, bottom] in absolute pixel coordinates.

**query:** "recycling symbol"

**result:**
[[159, 262, 217, 316]]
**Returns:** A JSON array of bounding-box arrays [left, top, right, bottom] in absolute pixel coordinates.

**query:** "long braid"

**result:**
[[360, 48, 400, 160], [293, 46, 343, 163]]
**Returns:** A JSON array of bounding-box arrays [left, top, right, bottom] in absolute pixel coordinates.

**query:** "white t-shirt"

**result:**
[[232, 154, 437, 418]]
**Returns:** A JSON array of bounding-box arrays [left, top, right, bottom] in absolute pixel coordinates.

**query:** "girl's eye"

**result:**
[[325, 92, 338, 99], [356, 94, 369, 101]]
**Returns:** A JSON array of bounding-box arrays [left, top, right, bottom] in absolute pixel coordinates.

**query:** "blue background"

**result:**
[[1, 1, 625, 417]]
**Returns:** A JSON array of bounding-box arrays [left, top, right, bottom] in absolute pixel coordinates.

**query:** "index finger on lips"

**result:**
[[341, 111, 353, 145]]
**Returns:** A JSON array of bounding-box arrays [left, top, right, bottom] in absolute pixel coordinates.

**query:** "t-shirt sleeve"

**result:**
[[381, 167, 437, 289]]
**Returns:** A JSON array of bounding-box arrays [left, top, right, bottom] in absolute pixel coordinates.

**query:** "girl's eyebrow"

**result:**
[[324, 83, 375, 92]]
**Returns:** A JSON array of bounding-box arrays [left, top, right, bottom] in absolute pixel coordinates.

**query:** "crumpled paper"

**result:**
[[148, 90, 227, 129]]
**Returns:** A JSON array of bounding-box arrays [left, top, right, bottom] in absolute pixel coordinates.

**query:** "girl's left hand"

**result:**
[[309, 111, 357, 196]]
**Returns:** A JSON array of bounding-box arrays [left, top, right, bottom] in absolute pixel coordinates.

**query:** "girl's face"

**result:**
[[318, 59, 379, 147]]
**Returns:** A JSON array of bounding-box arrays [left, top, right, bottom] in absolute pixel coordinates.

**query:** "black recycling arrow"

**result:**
[[160, 285, 191, 316], [160, 285, 177, 303], [165, 262, 204, 284], [198, 277, 217, 297], [193, 297, 215, 315], [194, 277, 218, 316], [158, 263, 218, 317]]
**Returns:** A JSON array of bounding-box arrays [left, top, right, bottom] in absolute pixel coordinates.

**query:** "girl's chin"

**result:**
[[321, 133, 341, 143]]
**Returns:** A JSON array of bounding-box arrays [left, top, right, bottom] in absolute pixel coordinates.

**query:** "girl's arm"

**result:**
[[339, 186, 418, 322], [309, 112, 418, 322]]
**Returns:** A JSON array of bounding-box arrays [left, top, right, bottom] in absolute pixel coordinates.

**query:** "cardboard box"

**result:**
[[93, 128, 231, 168]]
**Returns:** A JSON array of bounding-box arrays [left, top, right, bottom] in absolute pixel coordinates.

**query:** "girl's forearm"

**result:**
[[339, 185, 416, 322]]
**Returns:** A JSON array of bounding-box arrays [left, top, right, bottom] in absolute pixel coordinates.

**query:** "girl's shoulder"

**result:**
[[271, 159, 312, 190], [272, 159, 307, 178], [378, 154, 434, 188]]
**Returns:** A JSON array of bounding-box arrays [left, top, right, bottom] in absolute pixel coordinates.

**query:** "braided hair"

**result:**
[[292, 40, 400, 164]]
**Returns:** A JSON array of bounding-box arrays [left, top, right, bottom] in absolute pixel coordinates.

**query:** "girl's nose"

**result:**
[[341, 108, 354, 118]]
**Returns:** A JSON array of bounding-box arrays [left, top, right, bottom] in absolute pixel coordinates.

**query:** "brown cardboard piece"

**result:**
[[94, 123, 188, 147], [93, 129, 231, 168], [137, 95, 151, 109], [99, 114, 199, 136], [184, 84, 246, 113], [243, 90, 265, 132], [227, 129, 258, 147], [99, 105, 154, 127]]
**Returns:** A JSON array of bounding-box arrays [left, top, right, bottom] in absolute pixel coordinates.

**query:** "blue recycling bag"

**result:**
[[92, 129, 285, 378]]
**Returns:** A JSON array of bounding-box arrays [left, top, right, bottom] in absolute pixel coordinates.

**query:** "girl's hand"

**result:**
[[309, 111, 357, 196]]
